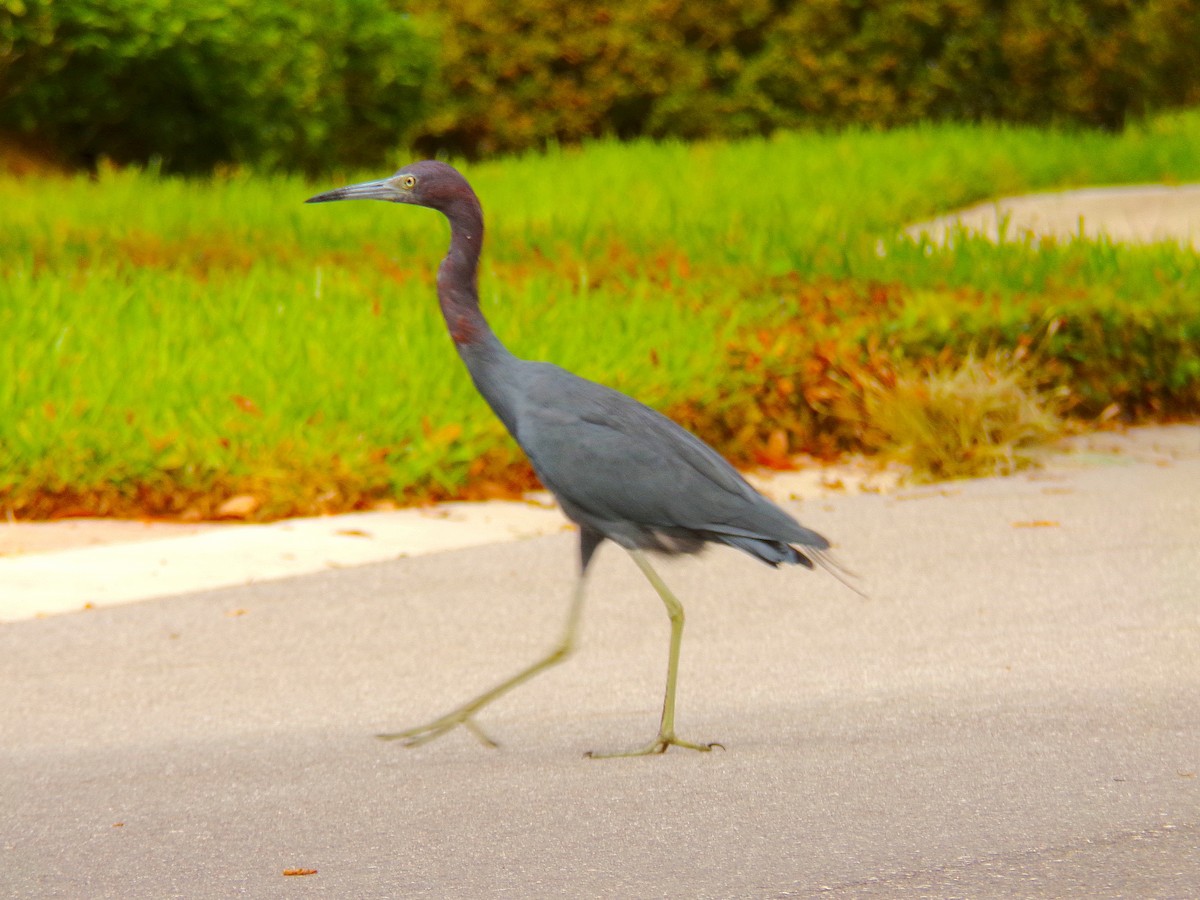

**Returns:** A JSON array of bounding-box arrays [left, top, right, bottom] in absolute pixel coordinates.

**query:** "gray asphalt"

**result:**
[[2, 444, 1198, 898]]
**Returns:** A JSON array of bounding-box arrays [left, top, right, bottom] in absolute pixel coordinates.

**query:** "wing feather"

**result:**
[[514, 364, 828, 551]]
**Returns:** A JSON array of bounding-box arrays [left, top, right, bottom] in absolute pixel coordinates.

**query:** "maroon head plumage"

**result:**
[[307, 161, 487, 348], [306, 160, 476, 214]]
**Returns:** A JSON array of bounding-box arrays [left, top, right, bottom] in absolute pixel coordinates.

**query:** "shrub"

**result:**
[[998, 0, 1200, 128], [408, 0, 1200, 158], [0, 0, 434, 172], [672, 278, 1200, 472], [405, 0, 746, 158], [5, 0, 1198, 169], [861, 350, 1067, 481]]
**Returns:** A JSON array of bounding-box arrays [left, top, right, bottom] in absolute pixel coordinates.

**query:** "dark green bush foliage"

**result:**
[[2, 0, 1200, 170], [3, 1, 1199, 172], [410, 0, 1200, 158], [0, 0, 433, 172]]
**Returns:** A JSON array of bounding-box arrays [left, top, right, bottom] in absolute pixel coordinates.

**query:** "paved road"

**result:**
[[908, 183, 1200, 249], [2, 436, 1198, 897]]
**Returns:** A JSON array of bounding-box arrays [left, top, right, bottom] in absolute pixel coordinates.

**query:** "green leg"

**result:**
[[586, 550, 722, 758], [378, 571, 588, 748]]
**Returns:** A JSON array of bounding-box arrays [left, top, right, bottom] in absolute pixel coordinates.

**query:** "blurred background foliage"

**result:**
[[408, 0, 1200, 158], [0, 0, 434, 172], [2, 0, 1199, 172]]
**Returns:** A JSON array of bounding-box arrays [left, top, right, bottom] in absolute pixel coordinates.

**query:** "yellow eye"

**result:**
[[400, 174, 416, 190]]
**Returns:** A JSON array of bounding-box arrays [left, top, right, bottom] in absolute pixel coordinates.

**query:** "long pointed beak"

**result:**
[[305, 178, 398, 204]]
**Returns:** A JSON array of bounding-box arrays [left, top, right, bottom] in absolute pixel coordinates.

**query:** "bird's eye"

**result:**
[[400, 175, 416, 190]]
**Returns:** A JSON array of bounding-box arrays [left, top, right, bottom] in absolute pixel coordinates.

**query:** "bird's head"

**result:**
[[305, 160, 472, 213]]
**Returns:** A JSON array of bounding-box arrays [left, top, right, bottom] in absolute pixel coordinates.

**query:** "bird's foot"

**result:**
[[377, 709, 499, 749], [375, 643, 577, 750], [584, 731, 724, 759]]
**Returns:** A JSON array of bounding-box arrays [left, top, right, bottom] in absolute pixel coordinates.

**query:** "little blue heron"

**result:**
[[307, 161, 838, 757]]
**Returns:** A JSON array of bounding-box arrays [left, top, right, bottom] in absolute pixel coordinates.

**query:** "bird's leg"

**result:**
[[378, 571, 588, 748], [586, 550, 722, 758]]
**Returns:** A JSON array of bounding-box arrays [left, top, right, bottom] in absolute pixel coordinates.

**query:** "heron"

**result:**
[[307, 160, 838, 757]]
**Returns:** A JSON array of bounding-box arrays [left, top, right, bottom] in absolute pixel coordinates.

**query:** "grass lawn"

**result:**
[[2, 112, 1199, 519]]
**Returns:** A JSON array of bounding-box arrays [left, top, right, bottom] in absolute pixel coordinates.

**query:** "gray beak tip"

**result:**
[[304, 178, 396, 206]]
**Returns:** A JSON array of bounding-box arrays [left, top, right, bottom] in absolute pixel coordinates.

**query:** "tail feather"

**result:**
[[718, 534, 868, 598], [807, 547, 868, 598], [718, 534, 815, 568]]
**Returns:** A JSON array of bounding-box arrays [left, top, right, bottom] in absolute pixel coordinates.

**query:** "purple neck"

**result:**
[[433, 193, 522, 432], [436, 196, 490, 348]]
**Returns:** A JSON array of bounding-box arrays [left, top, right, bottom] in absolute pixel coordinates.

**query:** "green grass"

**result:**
[[2, 112, 1200, 518]]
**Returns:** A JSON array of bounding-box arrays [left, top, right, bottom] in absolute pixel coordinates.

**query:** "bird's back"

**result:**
[[504, 360, 829, 567]]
